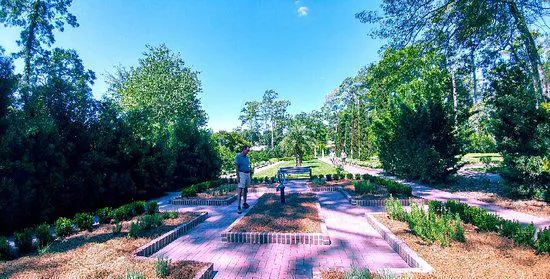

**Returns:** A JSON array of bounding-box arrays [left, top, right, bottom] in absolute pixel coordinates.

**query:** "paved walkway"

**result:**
[[319, 158, 550, 230], [154, 181, 408, 279]]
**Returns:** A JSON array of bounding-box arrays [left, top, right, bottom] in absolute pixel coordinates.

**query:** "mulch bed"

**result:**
[[229, 193, 322, 233], [0, 212, 207, 279], [375, 213, 550, 279]]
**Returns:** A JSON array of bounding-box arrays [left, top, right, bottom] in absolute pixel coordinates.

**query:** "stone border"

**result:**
[[221, 195, 331, 245], [192, 262, 214, 279], [134, 212, 208, 257], [171, 195, 237, 206], [365, 213, 434, 274], [247, 187, 277, 193]]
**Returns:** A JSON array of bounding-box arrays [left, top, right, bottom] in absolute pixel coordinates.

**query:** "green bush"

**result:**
[[0, 236, 11, 260], [125, 270, 146, 279], [131, 201, 146, 215], [311, 177, 326, 185], [325, 174, 332, 181], [35, 223, 53, 248], [354, 180, 376, 195], [112, 222, 122, 234], [354, 174, 362, 180], [342, 266, 372, 279], [146, 201, 159, 215], [271, 176, 277, 183], [181, 185, 198, 198], [138, 214, 163, 230], [96, 207, 113, 224], [385, 195, 407, 222], [536, 228, 550, 254], [128, 222, 141, 238], [155, 257, 171, 277], [55, 217, 74, 238], [382, 180, 412, 197], [263, 176, 269, 183], [14, 228, 35, 254], [162, 211, 179, 219], [346, 173, 354, 180], [311, 175, 318, 180], [512, 224, 536, 248], [113, 204, 135, 222], [73, 213, 94, 231]]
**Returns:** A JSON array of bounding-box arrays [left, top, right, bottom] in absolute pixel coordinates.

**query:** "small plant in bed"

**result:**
[[346, 176, 412, 200], [180, 182, 235, 199]]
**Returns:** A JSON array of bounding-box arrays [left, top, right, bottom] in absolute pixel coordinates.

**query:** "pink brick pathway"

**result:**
[[320, 158, 550, 230], [154, 181, 409, 278]]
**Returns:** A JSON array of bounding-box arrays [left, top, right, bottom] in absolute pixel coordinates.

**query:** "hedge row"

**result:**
[[0, 200, 159, 261], [429, 200, 549, 254]]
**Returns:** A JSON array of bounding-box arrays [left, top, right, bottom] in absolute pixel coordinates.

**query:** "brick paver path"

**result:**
[[154, 181, 409, 279], [320, 158, 550, 230]]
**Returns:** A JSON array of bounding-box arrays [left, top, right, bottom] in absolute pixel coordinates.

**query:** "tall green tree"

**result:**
[[357, 0, 550, 104], [0, 0, 78, 87], [281, 113, 315, 166]]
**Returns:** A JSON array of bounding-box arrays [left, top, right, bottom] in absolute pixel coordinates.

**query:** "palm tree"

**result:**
[[281, 120, 314, 166]]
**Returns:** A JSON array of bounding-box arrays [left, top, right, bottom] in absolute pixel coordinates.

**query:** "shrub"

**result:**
[[335, 165, 344, 176], [162, 211, 179, 219], [428, 200, 444, 215], [138, 214, 163, 230], [385, 195, 406, 222], [264, 176, 269, 183], [346, 173, 354, 180], [512, 223, 536, 248], [155, 257, 171, 277], [536, 228, 550, 254], [131, 201, 146, 215], [361, 174, 369, 180], [181, 185, 198, 198], [325, 174, 332, 181], [252, 177, 259, 184], [113, 204, 134, 221], [55, 217, 74, 238], [271, 176, 277, 183], [125, 271, 146, 279], [35, 223, 53, 247], [146, 201, 159, 215], [74, 213, 94, 231], [112, 222, 122, 234], [311, 177, 326, 186], [0, 236, 10, 260], [14, 228, 34, 254], [128, 222, 141, 238], [96, 207, 113, 224], [382, 180, 412, 197], [354, 180, 376, 195], [343, 266, 372, 278], [354, 174, 362, 180]]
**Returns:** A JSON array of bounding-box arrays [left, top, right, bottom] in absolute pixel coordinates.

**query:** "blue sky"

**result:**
[[0, 0, 384, 131]]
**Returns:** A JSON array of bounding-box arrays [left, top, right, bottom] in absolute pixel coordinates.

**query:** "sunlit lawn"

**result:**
[[253, 159, 337, 178], [460, 153, 503, 164]]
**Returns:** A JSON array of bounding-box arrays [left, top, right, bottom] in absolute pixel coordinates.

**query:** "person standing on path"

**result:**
[[235, 145, 252, 214], [341, 151, 347, 165]]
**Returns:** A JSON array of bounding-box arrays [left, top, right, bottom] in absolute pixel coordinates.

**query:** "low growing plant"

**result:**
[[354, 180, 376, 195], [354, 174, 362, 180], [385, 195, 406, 221], [536, 228, 550, 254], [128, 222, 141, 238], [35, 223, 53, 247], [112, 222, 122, 234], [155, 257, 171, 277], [125, 271, 146, 279], [138, 214, 163, 230], [74, 213, 94, 231], [146, 201, 159, 215], [0, 236, 11, 260], [325, 174, 332, 181], [346, 173, 354, 180], [162, 211, 179, 219], [55, 217, 74, 238], [131, 201, 146, 215], [96, 207, 113, 224], [312, 177, 326, 186], [181, 185, 198, 198], [14, 227, 34, 254]]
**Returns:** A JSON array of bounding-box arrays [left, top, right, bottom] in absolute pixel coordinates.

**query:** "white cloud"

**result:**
[[297, 6, 308, 17]]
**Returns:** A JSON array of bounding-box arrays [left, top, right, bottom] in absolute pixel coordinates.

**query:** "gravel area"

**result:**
[[375, 213, 550, 279], [0, 212, 206, 279]]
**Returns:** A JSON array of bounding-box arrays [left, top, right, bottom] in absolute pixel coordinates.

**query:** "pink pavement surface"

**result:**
[[319, 158, 550, 231], [153, 181, 409, 279]]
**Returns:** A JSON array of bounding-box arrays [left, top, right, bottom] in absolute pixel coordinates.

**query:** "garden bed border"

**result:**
[[134, 211, 208, 258], [308, 183, 424, 207], [192, 262, 214, 279], [171, 195, 237, 206], [221, 196, 331, 245], [365, 213, 434, 273]]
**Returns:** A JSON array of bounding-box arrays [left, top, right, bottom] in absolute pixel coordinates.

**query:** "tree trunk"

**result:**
[[270, 121, 274, 149], [508, 0, 546, 104], [22, 0, 42, 104], [470, 48, 477, 103], [451, 67, 458, 126]]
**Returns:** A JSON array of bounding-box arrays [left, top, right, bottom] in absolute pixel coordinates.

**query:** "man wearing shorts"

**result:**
[[235, 145, 252, 214]]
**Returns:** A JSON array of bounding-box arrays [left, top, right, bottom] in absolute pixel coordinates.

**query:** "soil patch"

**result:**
[[0, 212, 206, 279], [229, 193, 322, 233], [375, 213, 550, 279]]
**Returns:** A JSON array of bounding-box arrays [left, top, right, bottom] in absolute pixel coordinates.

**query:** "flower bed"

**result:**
[[0, 211, 210, 279], [172, 183, 238, 206], [221, 193, 330, 245]]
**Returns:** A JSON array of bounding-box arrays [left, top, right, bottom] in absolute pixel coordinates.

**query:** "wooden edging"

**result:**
[[171, 195, 237, 206], [192, 262, 214, 279], [220, 194, 331, 245], [134, 212, 208, 258], [365, 213, 434, 274]]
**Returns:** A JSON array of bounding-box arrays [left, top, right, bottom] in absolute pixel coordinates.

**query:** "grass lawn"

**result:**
[[253, 159, 337, 178], [0, 212, 207, 279], [375, 213, 550, 279], [229, 193, 322, 233], [460, 153, 503, 164]]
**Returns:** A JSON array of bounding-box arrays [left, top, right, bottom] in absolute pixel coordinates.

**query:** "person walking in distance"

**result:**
[[341, 150, 347, 165], [235, 145, 252, 214]]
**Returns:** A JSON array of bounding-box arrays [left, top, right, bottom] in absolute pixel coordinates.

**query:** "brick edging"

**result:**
[[339, 189, 424, 207], [134, 212, 208, 257], [308, 185, 343, 192], [248, 187, 277, 193], [171, 195, 237, 206], [365, 213, 434, 273], [192, 262, 214, 279], [220, 195, 331, 245]]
